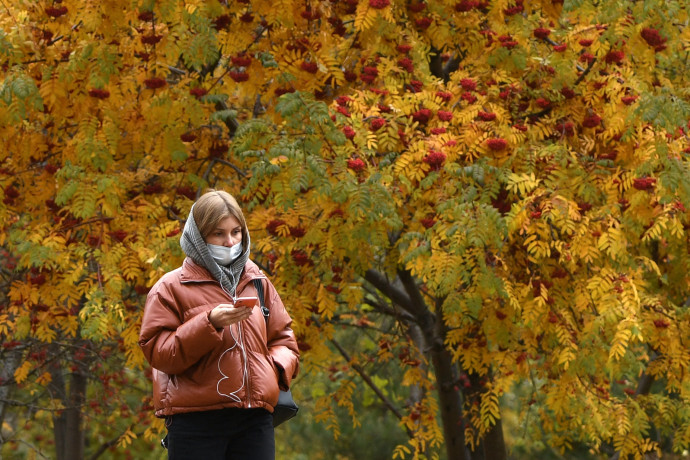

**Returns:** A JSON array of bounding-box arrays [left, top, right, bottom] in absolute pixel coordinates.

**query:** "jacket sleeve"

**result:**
[[264, 279, 300, 390], [138, 282, 224, 376]]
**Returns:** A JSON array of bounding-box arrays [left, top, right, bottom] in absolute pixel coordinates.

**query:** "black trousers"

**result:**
[[166, 408, 274, 460]]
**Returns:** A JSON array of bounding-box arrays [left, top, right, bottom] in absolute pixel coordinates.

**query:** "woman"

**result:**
[[139, 189, 299, 460]]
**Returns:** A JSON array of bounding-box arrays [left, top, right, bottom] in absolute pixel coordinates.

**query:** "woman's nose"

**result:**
[[225, 235, 239, 247]]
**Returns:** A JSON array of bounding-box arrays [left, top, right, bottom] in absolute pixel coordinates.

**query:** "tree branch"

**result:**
[[328, 335, 411, 434], [364, 269, 416, 313], [213, 157, 247, 177], [397, 269, 440, 349], [88, 429, 145, 460], [361, 283, 416, 323]]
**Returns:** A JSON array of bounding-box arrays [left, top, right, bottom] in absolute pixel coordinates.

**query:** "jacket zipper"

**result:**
[[245, 342, 253, 408], [223, 279, 254, 408]]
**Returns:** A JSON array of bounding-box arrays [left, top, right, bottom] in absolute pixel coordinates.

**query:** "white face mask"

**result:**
[[207, 243, 243, 266]]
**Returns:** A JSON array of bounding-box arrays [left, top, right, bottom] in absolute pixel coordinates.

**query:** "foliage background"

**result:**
[[1, 0, 690, 459]]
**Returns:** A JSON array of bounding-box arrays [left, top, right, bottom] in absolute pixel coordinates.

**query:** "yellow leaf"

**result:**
[[14, 361, 32, 384]]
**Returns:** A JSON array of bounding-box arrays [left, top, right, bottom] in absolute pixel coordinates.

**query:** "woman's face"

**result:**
[[205, 215, 243, 247]]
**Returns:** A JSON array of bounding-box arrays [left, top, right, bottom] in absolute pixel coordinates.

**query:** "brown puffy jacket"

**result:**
[[139, 258, 299, 417]]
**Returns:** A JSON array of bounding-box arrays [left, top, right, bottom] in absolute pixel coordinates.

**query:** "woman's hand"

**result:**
[[209, 303, 253, 328]]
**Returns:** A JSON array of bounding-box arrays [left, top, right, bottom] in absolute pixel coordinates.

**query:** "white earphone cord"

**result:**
[[216, 278, 249, 403]]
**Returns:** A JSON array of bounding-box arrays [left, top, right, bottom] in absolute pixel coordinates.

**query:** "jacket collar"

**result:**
[[179, 258, 215, 283], [179, 258, 266, 293]]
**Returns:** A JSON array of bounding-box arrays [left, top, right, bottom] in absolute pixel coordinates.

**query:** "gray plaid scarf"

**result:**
[[180, 204, 250, 299]]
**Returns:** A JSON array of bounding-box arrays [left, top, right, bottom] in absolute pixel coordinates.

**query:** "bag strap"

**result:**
[[253, 278, 270, 323]]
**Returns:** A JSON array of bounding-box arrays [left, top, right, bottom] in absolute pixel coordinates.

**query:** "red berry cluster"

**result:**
[[266, 219, 286, 237], [437, 111, 453, 121], [370, 118, 386, 131], [420, 216, 436, 228], [513, 124, 527, 132], [231, 54, 252, 67], [360, 66, 378, 84], [144, 78, 166, 89], [230, 71, 249, 82], [213, 14, 231, 30], [336, 96, 351, 106], [274, 87, 295, 97], [423, 151, 446, 171], [555, 121, 575, 136], [604, 49, 625, 64], [88, 88, 110, 99], [290, 226, 306, 238], [397, 44, 412, 54], [641, 28, 667, 50], [621, 95, 638, 105], [436, 91, 453, 102], [582, 114, 602, 128], [189, 88, 208, 98], [369, 0, 390, 9], [560, 87, 576, 99], [415, 17, 433, 30], [412, 108, 432, 124], [180, 132, 197, 143], [503, 0, 523, 15], [408, 2, 426, 12], [408, 80, 423, 93], [498, 35, 518, 49], [300, 61, 318, 74], [207, 143, 228, 158], [291, 249, 311, 266], [460, 78, 476, 91], [455, 0, 479, 12], [335, 106, 351, 118], [461, 92, 477, 103], [300, 8, 321, 20], [347, 158, 366, 172], [176, 186, 197, 200], [477, 111, 496, 121], [487, 138, 508, 151], [140, 35, 162, 45], [342, 126, 356, 139], [579, 52, 595, 64], [632, 177, 656, 191], [533, 28, 551, 39], [398, 57, 414, 73], [535, 97, 551, 109], [46, 6, 68, 17]]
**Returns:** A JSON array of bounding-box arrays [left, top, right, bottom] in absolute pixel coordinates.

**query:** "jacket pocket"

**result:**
[[247, 350, 280, 406], [215, 345, 246, 402], [153, 369, 170, 411]]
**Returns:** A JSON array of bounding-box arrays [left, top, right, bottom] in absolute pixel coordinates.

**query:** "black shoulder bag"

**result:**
[[253, 279, 299, 427]]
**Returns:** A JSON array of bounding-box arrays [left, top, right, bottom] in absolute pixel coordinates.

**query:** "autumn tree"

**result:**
[[2, 0, 690, 459]]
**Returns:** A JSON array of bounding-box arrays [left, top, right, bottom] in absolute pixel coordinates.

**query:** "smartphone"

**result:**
[[234, 296, 258, 308]]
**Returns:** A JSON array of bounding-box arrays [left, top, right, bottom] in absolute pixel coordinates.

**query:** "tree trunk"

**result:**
[[406, 324, 427, 406], [0, 347, 21, 447], [365, 268, 508, 460], [429, 338, 468, 460], [463, 370, 507, 460], [483, 417, 507, 460], [407, 318, 466, 459], [398, 270, 468, 460], [51, 365, 87, 460]]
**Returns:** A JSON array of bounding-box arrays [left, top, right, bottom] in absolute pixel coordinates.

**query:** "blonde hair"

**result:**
[[193, 189, 249, 251]]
